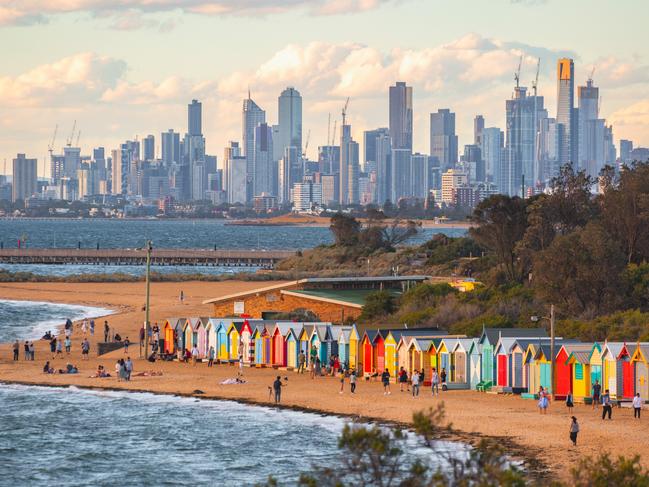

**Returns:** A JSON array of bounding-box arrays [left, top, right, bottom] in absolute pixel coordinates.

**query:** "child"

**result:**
[[569, 416, 579, 446], [566, 391, 574, 413], [350, 369, 357, 394]]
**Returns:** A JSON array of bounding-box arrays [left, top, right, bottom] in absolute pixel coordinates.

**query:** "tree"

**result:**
[[359, 291, 396, 321], [330, 213, 361, 247], [470, 195, 528, 282]]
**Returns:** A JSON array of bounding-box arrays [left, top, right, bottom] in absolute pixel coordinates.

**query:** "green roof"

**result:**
[[285, 289, 401, 306]]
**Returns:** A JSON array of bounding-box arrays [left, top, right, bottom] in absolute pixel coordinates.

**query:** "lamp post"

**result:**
[[531, 304, 556, 400], [144, 240, 153, 357]]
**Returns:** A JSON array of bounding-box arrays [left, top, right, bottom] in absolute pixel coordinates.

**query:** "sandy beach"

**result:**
[[1, 280, 648, 481]]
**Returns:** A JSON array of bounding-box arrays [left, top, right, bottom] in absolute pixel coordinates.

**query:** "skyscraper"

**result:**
[[390, 149, 412, 203], [430, 109, 458, 171], [557, 58, 577, 166], [223, 142, 247, 204], [242, 94, 266, 200], [481, 127, 504, 184], [410, 153, 429, 199], [474, 115, 485, 146], [278, 87, 302, 156], [375, 133, 392, 205], [620, 140, 633, 163], [363, 128, 389, 172], [389, 82, 413, 150], [161, 130, 180, 165], [143, 135, 155, 161], [339, 124, 359, 205], [188, 99, 202, 136], [12, 154, 37, 202], [578, 77, 606, 177], [253, 123, 274, 196]]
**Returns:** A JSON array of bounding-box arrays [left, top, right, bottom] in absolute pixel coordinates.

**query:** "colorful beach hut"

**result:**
[[183, 318, 198, 353], [252, 324, 267, 365], [436, 339, 452, 380], [310, 324, 332, 365], [588, 342, 604, 391], [299, 325, 314, 365], [372, 332, 386, 374], [348, 325, 360, 370], [174, 318, 187, 353], [383, 331, 400, 379], [396, 336, 410, 378], [566, 348, 594, 401], [525, 343, 551, 394], [555, 344, 590, 398], [449, 338, 475, 389], [468, 340, 481, 390], [285, 327, 300, 369], [338, 327, 351, 368], [162, 318, 179, 354], [227, 321, 245, 362], [408, 338, 432, 380], [361, 330, 378, 375], [272, 323, 294, 367], [239, 320, 254, 364], [631, 344, 649, 399], [601, 342, 632, 399]]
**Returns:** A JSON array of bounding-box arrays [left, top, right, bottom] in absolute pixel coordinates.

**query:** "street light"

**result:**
[[531, 304, 556, 400], [144, 240, 153, 358]]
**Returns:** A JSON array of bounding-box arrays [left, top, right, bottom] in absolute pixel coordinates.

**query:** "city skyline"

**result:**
[[1, 1, 649, 176]]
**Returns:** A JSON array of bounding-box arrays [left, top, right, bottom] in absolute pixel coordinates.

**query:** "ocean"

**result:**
[[0, 299, 112, 343]]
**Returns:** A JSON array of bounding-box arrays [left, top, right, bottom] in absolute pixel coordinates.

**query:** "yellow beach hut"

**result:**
[[384, 331, 400, 379], [348, 325, 360, 370], [589, 342, 604, 391], [601, 342, 630, 399], [396, 336, 410, 378], [631, 344, 649, 399], [566, 348, 594, 401], [408, 338, 432, 379]]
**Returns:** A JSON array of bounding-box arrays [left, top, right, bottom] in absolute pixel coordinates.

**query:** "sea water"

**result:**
[[0, 300, 112, 342]]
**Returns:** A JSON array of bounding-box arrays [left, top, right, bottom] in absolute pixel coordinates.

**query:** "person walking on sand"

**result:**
[[350, 369, 357, 394], [81, 319, 88, 336], [566, 391, 574, 414], [633, 393, 643, 419], [115, 360, 122, 382], [179, 290, 184, 304], [49, 337, 56, 359], [238, 351, 244, 372], [89, 319, 95, 336], [125, 357, 133, 381], [592, 380, 602, 409], [56, 337, 63, 357], [398, 367, 408, 392], [23, 341, 29, 360], [81, 338, 90, 360], [601, 390, 613, 420], [273, 376, 284, 404], [538, 387, 549, 414], [431, 368, 440, 396], [124, 337, 130, 354], [339, 369, 345, 394], [298, 351, 306, 374], [207, 346, 215, 367], [381, 368, 391, 395], [315, 357, 322, 377], [13, 340, 19, 361], [569, 416, 579, 446], [412, 369, 420, 397], [191, 345, 199, 366], [440, 368, 447, 387], [64, 336, 72, 355], [139, 326, 145, 348], [104, 321, 110, 342]]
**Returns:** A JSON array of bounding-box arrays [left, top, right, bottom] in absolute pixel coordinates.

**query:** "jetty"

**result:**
[[0, 248, 296, 268]]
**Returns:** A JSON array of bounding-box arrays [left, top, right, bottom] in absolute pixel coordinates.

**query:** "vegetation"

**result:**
[[260, 406, 649, 486]]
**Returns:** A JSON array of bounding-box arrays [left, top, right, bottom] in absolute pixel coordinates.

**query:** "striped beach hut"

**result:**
[[239, 320, 254, 364], [631, 344, 649, 399], [251, 324, 267, 365], [272, 323, 294, 367]]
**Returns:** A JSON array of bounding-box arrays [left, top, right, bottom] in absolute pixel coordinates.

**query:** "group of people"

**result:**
[[115, 357, 133, 381], [42, 361, 78, 374], [12, 340, 36, 361]]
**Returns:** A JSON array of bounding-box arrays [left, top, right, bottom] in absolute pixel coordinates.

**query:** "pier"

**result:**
[[0, 248, 297, 268]]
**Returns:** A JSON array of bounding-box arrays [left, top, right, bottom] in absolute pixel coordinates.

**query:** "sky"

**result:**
[[1, 0, 649, 177]]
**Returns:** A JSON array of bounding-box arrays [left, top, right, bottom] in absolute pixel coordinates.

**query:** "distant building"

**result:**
[[430, 109, 458, 172], [242, 94, 266, 201], [363, 128, 389, 172], [278, 87, 303, 158], [389, 82, 413, 150], [474, 115, 485, 146], [620, 140, 633, 163], [12, 153, 37, 202], [557, 58, 577, 166], [441, 169, 468, 205], [292, 182, 322, 211], [161, 130, 180, 165], [223, 142, 247, 204], [375, 133, 392, 205], [253, 123, 275, 197], [143, 135, 155, 161], [481, 127, 504, 184], [320, 174, 339, 207], [253, 193, 277, 212], [188, 99, 202, 136], [339, 124, 359, 205]]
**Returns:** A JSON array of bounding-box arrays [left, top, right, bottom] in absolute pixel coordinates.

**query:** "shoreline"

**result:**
[[0, 378, 548, 481], [1, 281, 648, 482]]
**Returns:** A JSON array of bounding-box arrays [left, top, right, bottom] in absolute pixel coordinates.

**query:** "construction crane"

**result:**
[[302, 129, 311, 160], [75, 130, 81, 148], [514, 55, 523, 89], [341, 97, 350, 128], [47, 124, 58, 157], [589, 66, 596, 84], [66, 120, 76, 147], [532, 58, 540, 96], [331, 120, 337, 146], [327, 113, 331, 148]]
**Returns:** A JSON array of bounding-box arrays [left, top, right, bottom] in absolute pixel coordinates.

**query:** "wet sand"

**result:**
[[0, 281, 648, 481]]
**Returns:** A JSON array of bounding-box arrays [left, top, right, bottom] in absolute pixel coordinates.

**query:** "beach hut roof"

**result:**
[[165, 317, 180, 328], [330, 326, 350, 341], [558, 343, 593, 357], [566, 350, 591, 365], [311, 324, 331, 342], [410, 338, 432, 351], [479, 327, 547, 346], [273, 322, 295, 337], [452, 338, 477, 353], [632, 344, 649, 363], [364, 329, 380, 343], [173, 317, 187, 330]]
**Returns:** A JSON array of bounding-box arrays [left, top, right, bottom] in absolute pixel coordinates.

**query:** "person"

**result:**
[[398, 367, 408, 392], [569, 416, 579, 446], [381, 368, 391, 395], [114, 333, 122, 342], [12, 340, 19, 361], [238, 351, 244, 372], [104, 321, 110, 342], [124, 357, 133, 381], [420, 368, 425, 386], [592, 380, 602, 409], [333, 355, 340, 376], [65, 363, 78, 374], [139, 326, 145, 347], [49, 337, 57, 359], [89, 319, 95, 336], [566, 391, 574, 414], [272, 376, 284, 404], [28, 341, 35, 361], [43, 361, 54, 374], [191, 345, 199, 366], [350, 369, 357, 394], [124, 337, 130, 353], [24, 341, 29, 360], [179, 290, 184, 303], [440, 368, 447, 386], [208, 346, 215, 367], [314, 357, 321, 377], [65, 318, 73, 337], [310, 345, 317, 368], [81, 319, 88, 336], [538, 387, 549, 414], [297, 351, 306, 374], [81, 338, 90, 360], [115, 360, 122, 381], [633, 393, 643, 419], [412, 369, 420, 397], [56, 337, 63, 357], [64, 336, 71, 355], [601, 389, 613, 420], [339, 369, 345, 394], [431, 368, 440, 396]]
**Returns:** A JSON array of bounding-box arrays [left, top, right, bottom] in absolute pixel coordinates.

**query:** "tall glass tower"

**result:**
[[556, 58, 576, 166]]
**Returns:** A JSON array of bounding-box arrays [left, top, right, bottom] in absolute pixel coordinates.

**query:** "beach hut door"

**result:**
[[497, 355, 507, 386]]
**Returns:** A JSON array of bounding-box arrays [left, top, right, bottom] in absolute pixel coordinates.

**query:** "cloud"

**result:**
[[0, 0, 401, 28]]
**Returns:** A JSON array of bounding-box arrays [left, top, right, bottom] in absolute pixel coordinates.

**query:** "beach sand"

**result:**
[[1, 280, 648, 481]]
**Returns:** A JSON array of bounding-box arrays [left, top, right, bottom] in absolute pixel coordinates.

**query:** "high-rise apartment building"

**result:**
[[161, 130, 180, 165], [363, 128, 389, 171], [339, 125, 359, 205], [390, 148, 412, 203], [430, 109, 458, 171], [188, 99, 202, 136], [441, 169, 468, 205], [143, 135, 155, 161], [375, 133, 392, 205], [253, 123, 274, 196], [389, 82, 413, 150], [577, 77, 606, 177], [223, 142, 247, 204], [242, 94, 266, 200], [474, 115, 485, 146], [12, 153, 37, 202], [620, 140, 633, 163], [481, 127, 504, 184], [278, 87, 302, 157], [410, 153, 429, 200], [557, 58, 577, 166]]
